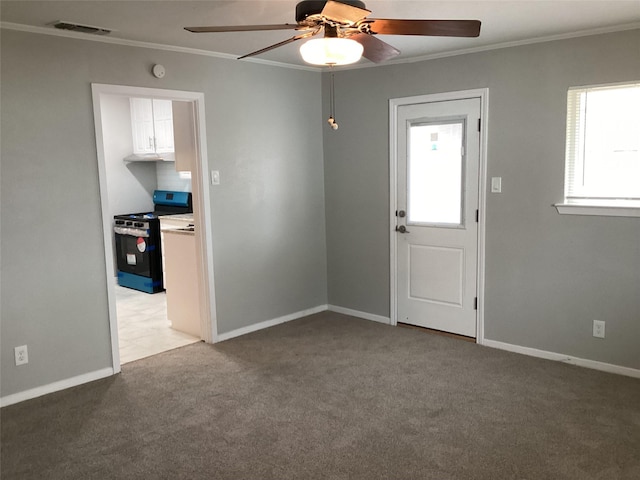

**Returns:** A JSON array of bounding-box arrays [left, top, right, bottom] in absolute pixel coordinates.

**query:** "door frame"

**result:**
[[389, 89, 489, 344], [91, 83, 218, 373]]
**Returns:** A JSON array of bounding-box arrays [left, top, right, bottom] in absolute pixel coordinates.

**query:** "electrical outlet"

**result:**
[[593, 320, 605, 339], [14, 345, 29, 366]]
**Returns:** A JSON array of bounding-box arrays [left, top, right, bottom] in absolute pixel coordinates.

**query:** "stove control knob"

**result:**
[[115, 220, 125, 225], [134, 222, 144, 227], [126, 221, 133, 226]]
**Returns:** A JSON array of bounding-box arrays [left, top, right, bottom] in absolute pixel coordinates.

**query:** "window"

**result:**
[[408, 120, 464, 226], [556, 81, 640, 217]]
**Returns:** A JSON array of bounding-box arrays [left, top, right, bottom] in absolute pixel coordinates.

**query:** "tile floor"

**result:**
[[115, 284, 200, 364]]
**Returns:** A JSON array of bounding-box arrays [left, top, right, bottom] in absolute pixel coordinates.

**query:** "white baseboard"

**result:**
[[0, 367, 114, 408], [216, 304, 391, 342], [328, 305, 391, 325], [483, 339, 640, 379], [216, 305, 329, 342]]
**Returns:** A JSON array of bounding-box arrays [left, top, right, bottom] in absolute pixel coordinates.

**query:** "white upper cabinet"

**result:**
[[130, 98, 175, 155], [151, 99, 175, 153]]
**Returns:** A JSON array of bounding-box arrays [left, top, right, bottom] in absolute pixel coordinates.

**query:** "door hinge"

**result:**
[[475, 209, 479, 222], [477, 118, 481, 132], [474, 297, 478, 310]]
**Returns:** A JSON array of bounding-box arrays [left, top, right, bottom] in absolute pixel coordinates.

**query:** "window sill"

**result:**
[[554, 200, 640, 218]]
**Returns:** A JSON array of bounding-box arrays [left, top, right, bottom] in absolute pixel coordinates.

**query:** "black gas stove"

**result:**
[[114, 190, 192, 293]]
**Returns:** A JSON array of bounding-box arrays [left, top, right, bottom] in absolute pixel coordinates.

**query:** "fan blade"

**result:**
[[351, 33, 400, 63], [185, 24, 300, 33], [237, 34, 306, 60], [321, 0, 371, 24], [367, 19, 481, 37]]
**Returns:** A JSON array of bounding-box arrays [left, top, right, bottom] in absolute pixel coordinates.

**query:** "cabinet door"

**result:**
[[130, 98, 155, 154], [152, 99, 175, 153]]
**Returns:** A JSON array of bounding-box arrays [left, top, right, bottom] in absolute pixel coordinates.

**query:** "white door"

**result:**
[[396, 98, 480, 337]]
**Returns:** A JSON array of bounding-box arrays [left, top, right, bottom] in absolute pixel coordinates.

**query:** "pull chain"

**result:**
[[328, 65, 338, 130]]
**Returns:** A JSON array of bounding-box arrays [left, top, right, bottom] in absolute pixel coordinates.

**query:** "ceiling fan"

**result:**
[[185, 0, 481, 65]]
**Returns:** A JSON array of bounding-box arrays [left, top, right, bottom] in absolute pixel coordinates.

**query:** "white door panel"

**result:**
[[409, 244, 464, 306], [396, 98, 480, 337]]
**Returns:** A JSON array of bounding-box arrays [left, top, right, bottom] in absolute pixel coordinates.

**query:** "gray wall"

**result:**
[[323, 29, 640, 370], [0, 29, 327, 398], [156, 161, 192, 192]]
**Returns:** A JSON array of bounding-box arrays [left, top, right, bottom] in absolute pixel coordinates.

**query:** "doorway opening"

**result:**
[[92, 84, 217, 372], [389, 89, 488, 344]]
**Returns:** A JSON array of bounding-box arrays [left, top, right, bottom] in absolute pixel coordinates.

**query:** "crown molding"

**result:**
[[335, 22, 640, 71], [0, 21, 320, 72]]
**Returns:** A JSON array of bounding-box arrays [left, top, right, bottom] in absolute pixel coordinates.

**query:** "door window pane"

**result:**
[[408, 121, 464, 225]]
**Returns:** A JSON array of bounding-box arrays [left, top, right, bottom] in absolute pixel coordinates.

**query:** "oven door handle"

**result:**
[[114, 227, 150, 237]]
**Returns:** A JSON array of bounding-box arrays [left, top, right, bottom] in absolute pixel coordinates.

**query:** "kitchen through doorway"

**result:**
[[92, 84, 217, 371]]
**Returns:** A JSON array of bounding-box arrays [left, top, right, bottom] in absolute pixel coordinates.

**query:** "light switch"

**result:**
[[491, 176, 502, 193], [211, 170, 220, 185]]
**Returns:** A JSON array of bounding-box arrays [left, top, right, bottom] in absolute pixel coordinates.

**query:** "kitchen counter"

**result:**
[[163, 228, 201, 337], [167, 226, 195, 236], [158, 213, 194, 231], [158, 215, 195, 288], [158, 213, 194, 222]]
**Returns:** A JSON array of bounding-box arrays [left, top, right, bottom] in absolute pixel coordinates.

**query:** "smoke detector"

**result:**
[[50, 21, 112, 35]]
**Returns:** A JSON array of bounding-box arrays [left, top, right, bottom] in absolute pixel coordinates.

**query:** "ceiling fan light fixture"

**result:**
[[299, 37, 363, 65]]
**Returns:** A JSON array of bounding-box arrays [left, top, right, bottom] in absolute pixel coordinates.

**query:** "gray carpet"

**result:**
[[2, 311, 639, 479]]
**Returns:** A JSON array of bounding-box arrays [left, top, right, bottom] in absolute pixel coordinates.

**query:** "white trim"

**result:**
[[389, 89, 489, 344], [483, 339, 640, 379], [192, 96, 218, 344], [216, 305, 328, 342], [91, 83, 217, 373], [389, 97, 398, 330], [328, 305, 391, 325], [0, 368, 114, 408], [554, 202, 640, 218], [91, 86, 122, 373], [476, 92, 490, 345], [0, 22, 318, 72]]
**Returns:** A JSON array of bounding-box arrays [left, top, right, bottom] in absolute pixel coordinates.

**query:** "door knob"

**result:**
[[398, 210, 406, 218], [395, 225, 410, 233]]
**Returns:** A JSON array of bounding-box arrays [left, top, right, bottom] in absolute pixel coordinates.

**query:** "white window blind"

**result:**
[[565, 82, 640, 201]]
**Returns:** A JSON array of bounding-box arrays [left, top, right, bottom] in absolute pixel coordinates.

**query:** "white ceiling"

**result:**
[[2, 1, 639, 68]]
